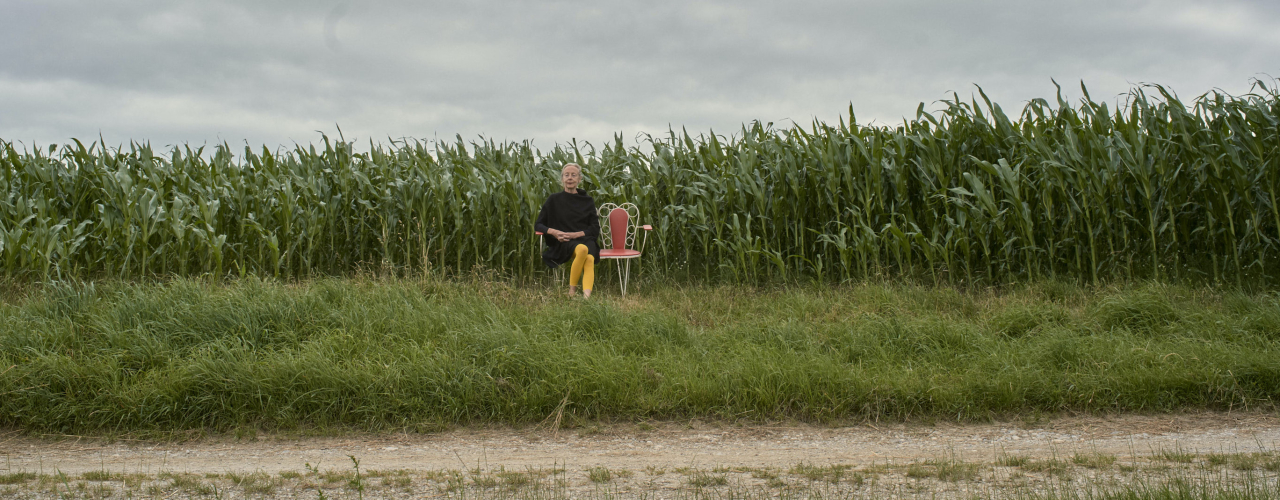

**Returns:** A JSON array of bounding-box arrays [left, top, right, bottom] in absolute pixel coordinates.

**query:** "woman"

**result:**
[[534, 163, 601, 298]]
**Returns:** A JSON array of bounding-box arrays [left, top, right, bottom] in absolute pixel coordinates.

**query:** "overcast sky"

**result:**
[[2, 0, 1278, 151]]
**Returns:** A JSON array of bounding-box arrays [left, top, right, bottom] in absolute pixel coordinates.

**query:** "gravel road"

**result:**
[[4, 412, 1277, 476]]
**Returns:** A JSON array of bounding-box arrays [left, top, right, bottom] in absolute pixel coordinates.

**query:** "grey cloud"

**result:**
[[1, 0, 1278, 149]]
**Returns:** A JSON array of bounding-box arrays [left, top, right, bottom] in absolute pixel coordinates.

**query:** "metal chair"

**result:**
[[597, 202, 652, 297], [533, 230, 566, 285]]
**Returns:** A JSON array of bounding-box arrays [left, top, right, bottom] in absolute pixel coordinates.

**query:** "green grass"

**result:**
[[1, 276, 1279, 432]]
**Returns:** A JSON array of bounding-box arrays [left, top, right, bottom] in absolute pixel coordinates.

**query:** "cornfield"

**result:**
[[1, 81, 1278, 284]]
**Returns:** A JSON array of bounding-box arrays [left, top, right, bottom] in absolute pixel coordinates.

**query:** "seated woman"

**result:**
[[534, 163, 601, 298]]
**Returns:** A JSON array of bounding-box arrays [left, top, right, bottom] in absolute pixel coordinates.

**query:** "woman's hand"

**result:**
[[547, 229, 583, 242], [548, 229, 571, 242]]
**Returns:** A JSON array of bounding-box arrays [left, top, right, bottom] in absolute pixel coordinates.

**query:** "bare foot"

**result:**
[[583, 289, 592, 299], [568, 286, 578, 297]]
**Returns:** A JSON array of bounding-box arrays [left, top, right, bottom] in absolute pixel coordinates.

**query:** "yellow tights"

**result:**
[[570, 244, 595, 291]]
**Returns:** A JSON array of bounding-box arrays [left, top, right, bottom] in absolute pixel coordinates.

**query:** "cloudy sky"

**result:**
[[2, 0, 1278, 151]]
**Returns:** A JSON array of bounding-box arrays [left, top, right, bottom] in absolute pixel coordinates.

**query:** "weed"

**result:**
[[0, 473, 36, 485], [79, 470, 115, 481], [906, 463, 932, 479], [121, 474, 146, 489], [906, 458, 980, 482], [997, 455, 1029, 467], [382, 474, 413, 489], [587, 467, 612, 483], [491, 469, 527, 488], [1155, 446, 1196, 463], [226, 471, 279, 495], [1023, 459, 1071, 477], [347, 455, 364, 498], [790, 463, 850, 483], [170, 473, 214, 495], [1071, 452, 1117, 469], [471, 475, 498, 488], [687, 473, 728, 487], [439, 472, 466, 493], [1206, 452, 1272, 470], [319, 470, 351, 484]]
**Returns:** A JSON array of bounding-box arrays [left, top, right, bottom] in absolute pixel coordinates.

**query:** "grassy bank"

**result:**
[[1, 276, 1278, 432]]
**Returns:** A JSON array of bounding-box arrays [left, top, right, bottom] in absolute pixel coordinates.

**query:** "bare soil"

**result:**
[[3, 412, 1277, 475], [3, 412, 1279, 498]]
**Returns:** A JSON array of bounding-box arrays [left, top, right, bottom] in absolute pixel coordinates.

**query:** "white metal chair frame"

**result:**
[[533, 230, 566, 285], [534, 202, 652, 296], [597, 202, 651, 297]]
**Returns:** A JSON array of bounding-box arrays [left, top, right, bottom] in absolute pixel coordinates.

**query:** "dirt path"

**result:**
[[3, 412, 1278, 476]]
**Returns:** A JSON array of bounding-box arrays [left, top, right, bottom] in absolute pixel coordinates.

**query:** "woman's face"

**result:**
[[561, 165, 581, 192]]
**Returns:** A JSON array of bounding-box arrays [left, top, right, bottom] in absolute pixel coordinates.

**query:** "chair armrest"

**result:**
[[641, 225, 653, 231], [535, 231, 544, 235]]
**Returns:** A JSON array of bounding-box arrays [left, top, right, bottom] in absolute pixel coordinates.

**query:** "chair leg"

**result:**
[[622, 259, 631, 298], [614, 260, 624, 299]]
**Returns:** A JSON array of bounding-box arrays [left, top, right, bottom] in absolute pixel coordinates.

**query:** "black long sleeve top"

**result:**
[[534, 189, 601, 268]]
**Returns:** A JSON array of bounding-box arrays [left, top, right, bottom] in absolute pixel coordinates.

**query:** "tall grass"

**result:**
[[1, 81, 1278, 284], [0, 277, 1277, 432]]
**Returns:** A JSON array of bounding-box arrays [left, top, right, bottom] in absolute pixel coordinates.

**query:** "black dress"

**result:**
[[534, 189, 601, 269]]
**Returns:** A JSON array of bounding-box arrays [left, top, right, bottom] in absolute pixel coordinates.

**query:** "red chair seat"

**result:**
[[599, 248, 641, 258]]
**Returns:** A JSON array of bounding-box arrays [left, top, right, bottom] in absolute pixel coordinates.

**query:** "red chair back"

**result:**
[[608, 207, 629, 250]]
